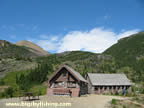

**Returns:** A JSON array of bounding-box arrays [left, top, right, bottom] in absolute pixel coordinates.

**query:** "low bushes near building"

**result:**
[[0, 87, 14, 98], [110, 99, 142, 108], [132, 95, 144, 105], [111, 99, 117, 105], [29, 85, 47, 96]]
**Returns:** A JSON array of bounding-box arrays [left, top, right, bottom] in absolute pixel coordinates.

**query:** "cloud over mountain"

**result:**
[[34, 27, 140, 53]]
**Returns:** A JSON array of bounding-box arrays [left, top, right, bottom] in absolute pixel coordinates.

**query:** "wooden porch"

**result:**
[[47, 88, 80, 97]]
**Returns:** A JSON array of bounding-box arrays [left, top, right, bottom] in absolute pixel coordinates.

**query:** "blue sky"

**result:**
[[0, 0, 144, 53]]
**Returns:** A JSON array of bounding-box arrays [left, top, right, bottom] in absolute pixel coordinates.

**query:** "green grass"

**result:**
[[29, 84, 47, 95], [111, 99, 142, 108], [0, 68, 48, 98], [1, 70, 29, 87], [2, 71, 18, 88]]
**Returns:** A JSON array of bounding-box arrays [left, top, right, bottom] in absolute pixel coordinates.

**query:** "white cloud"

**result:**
[[36, 36, 60, 51], [58, 28, 116, 53], [117, 29, 139, 39], [37, 40, 59, 51], [58, 28, 139, 53], [34, 27, 140, 53]]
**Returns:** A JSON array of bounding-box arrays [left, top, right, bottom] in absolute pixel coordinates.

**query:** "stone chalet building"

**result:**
[[47, 65, 131, 97], [86, 73, 131, 94], [47, 65, 88, 97]]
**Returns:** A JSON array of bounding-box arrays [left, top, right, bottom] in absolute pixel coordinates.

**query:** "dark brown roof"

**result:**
[[49, 64, 87, 83]]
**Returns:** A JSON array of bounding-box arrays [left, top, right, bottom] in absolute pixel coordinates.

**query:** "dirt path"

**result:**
[[0, 94, 129, 108]]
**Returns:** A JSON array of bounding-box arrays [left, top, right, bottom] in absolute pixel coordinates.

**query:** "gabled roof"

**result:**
[[64, 65, 87, 83], [87, 73, 131, 86], [49, 65, 87, 83]]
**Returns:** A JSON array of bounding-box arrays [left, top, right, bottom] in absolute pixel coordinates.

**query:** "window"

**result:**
[[104, 86, 107, 90], [113, 86, 116, 90], [72, 82, 76, 87], [122, 86, 124, 89], [63, 72, 66, 77], [68, 82, 76, 88], [100, 86, 103, 90], [94, 87, 98, 91], [54, 82, 58, 88], [109, 86, 112, 89], [54, 82, 63, 88], [117, 86, 120, 89]]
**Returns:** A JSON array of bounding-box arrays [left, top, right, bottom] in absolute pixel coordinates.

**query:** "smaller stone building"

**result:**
[[47, 65, 88, 97], [86, 73, 131, 94]]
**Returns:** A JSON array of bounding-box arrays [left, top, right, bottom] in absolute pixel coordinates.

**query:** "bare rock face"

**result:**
[[16, 40, 50, 56], [0, 40, 4, 46], [0, 40, 10, 47]]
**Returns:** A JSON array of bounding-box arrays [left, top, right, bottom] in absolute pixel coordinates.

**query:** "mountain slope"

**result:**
[[16, 40, 50, 56], [104, 31, 144, 82], [0, 40, 38, 78], [104, 31, 144, 65], [37, 51, 117, 77], [0, 40, 38, 59]]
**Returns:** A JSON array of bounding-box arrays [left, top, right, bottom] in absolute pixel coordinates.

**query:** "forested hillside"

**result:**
[[0, 40, 39, 78], [104, 31, 144, 82]]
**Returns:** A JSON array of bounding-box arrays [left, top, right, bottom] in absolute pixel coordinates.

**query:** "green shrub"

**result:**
[[111, 99, 117, 105], [141, 89, 144, 94], [0, 87, 14, 98], [123, 105, 127, 108], [0, 79, 5, 85], [5, 87, 14, 98], [38, 90, 42, 96]]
